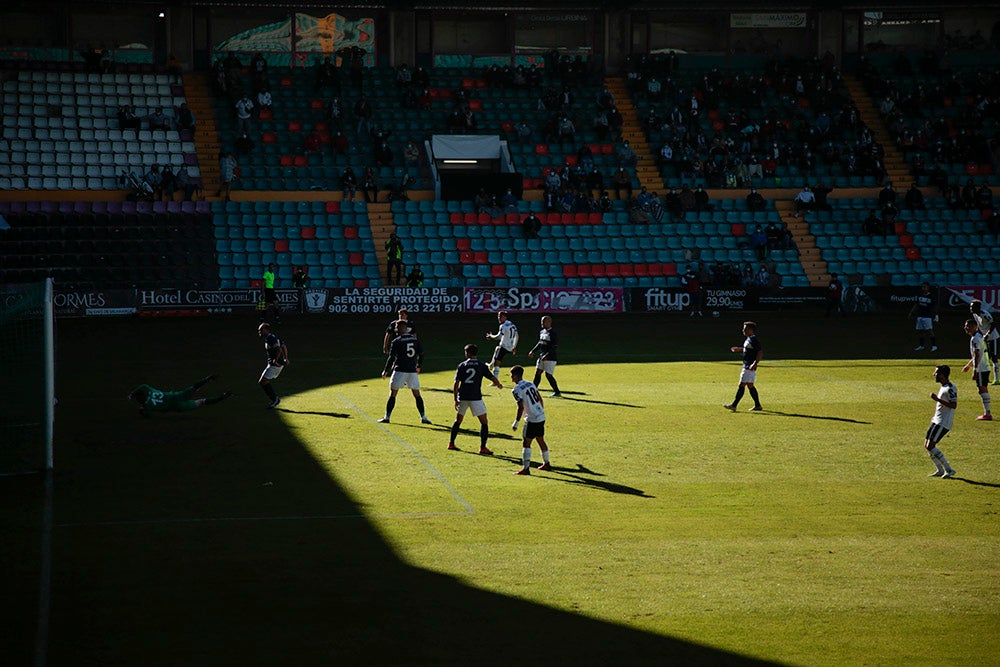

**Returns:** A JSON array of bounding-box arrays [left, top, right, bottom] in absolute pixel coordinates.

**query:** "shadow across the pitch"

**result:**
[[757, 410, 872, 425]]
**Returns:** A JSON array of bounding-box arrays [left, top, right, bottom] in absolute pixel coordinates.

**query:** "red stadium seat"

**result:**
[[491, 265, 506, 278], [349, 252, 364, 266], [731, 223, 745, 236], [663, 263, 677, 276], [325, 201, 340, 213], [473, 251, 489, 264], [563, 265, 578, 278], [279, 155, 293, 166], [300, 227, 316, 239], [262, 131, 277, 144], [459, 250, 474, 263], [274, 239, 289, 252], [293, 155, 308, 167], [343, 226, 358, 239], [456, 238, 472, 251], [354, 279, 368, 287], [906, 247, 921, 260]]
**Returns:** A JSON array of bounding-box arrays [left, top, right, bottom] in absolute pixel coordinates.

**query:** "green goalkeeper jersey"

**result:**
[[132, 384, 199, 412]]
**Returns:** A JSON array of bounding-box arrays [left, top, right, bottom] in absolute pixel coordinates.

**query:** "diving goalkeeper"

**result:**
[[128, 374, 232, 415]]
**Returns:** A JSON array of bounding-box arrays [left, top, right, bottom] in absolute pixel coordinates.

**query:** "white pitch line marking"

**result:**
[[337, 394, 475, 515]]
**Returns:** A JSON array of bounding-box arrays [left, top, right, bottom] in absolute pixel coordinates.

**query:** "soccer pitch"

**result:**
[[2, 312, 998, 666]]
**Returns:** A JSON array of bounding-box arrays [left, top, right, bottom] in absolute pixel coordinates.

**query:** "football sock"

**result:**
[[546, 373, 561, 393], [204, 392, 230, 405], [917, 336, 925, 347], [385, 395, 396, 418], [732, 385, 746, 406], [262, 383, 277, 401], [192, 375, 214, 390], [480, 423, 489, 448], [522, 447, 532, 467], [981, 392, 991, 415], [450, 421, 460, 443], [930, 336, 936, 347], [541, 448, 550, 463], [748, 386, 761, 407], [415, 396, 425, 417], [930, 448, 951, 472], [994, 362, 999, 380], [532, 371, 543, 387]]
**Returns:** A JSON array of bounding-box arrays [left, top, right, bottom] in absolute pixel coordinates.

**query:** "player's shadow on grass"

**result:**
[[492, 455, 653, 497], [955, 477, 1000, 489], [277, 408, 351, 419], [761, 410, 871, 425], [387, 422, 521, 442], [552, 394, 644, 409]]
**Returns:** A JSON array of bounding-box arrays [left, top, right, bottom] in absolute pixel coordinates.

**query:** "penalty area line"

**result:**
[[338, 394, 475, 515]]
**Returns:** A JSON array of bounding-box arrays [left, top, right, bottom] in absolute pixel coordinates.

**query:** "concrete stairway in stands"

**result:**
[[367, 201, 395, 285], [843, 74, 911, 186], [776, 199, 828, 287], [182, 72, 222, 200], [604, 76, 662, 194]]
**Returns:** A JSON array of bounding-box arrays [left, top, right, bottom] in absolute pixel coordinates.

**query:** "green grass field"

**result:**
[[2, 311, 998, 666]]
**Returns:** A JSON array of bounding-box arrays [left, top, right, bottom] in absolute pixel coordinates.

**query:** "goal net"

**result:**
[[0, 278, 55, 474]]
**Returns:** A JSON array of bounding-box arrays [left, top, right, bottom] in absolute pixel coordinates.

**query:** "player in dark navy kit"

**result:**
[[528, 315, 562, 397], [258, 322, 289, 408], [724, 321, 764, 412], [448, 344, 503, 454], [378, 320, 431, 424], [910, 282, 938, 352], [383, 308, 414, 355]]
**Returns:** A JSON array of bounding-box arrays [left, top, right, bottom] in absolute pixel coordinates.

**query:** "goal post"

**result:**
[[0, 278, 55, 474]]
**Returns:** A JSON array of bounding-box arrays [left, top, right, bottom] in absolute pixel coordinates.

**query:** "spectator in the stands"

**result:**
[[585, 166, 604, 198], [118, 105, 140, 132], [904, 183, 926, 210], [146, 107, 170, 132], [975, 181, 994, 210], [159, 165, 176, 202], [235, 94, 254, 135], [877, 182, 896, 209], [330, 130, 349, 156], [360, 166, 379, 203], [315, 56, 339, 93], [678, 184, 696, 216], [616, 140, 637, 168], [612, 166, 633, 201], [986, 209, 1000, 236], [235, 132, 254, 156], [501, 188, 518, 212], [396, 63, 412, 88], [812, 182, 833, 211], [403, 141, 420, 167], [961, 178, 978, 210], [792, 186, 815, 217], [746, 187, 766, 212], [750, 225, 768, 260], [694, 185, 713, 212], [522, 211, 542, 239], [375, 140, 394, 167], [256, 86, 272, 117], [218, 151, 237, 202], [176, 102, 195, 132], [881, 199, 899, 234], [607, 104, 623, 141], [143, 164, 163, 200], [174, 165, 200, 201], [354, 94, 373, 137], [862, 209, 881, 236], [341, 166, 357, 201], [514, 120, 532, 143]]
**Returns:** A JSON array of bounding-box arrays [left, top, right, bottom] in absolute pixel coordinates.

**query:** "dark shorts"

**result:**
[[925, 422, 949, 445], [524, 420, 545, 439], [986, 338, 999, 361], [974, 370, 990, 388], [493, 346, 512, 362]]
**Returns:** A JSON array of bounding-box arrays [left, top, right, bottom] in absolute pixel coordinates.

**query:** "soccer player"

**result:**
[[486, 310, 519, 376], [528, 315, 562, 397], [378, 320, 431, 424], [910, 282, 937, 351], [970, 299, 999, 384], [510, 365, 551, 475], [258, 322, 288, 409], [448, 344, 503, 455], [383, 307, 414, 355], [962, 318, 993, 421], [128, 375, 231, 416], [924, 365, 958, 478], [724, 321, 764, 412]]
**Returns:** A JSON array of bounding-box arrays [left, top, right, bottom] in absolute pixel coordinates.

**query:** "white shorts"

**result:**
[[261, 364, 284, 381], [535, 359, 557, 374], [739, 367, 757, 384], [389, 371, 420, 391], [915, 317, 934, 331], [456, 399, 487, 417]]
